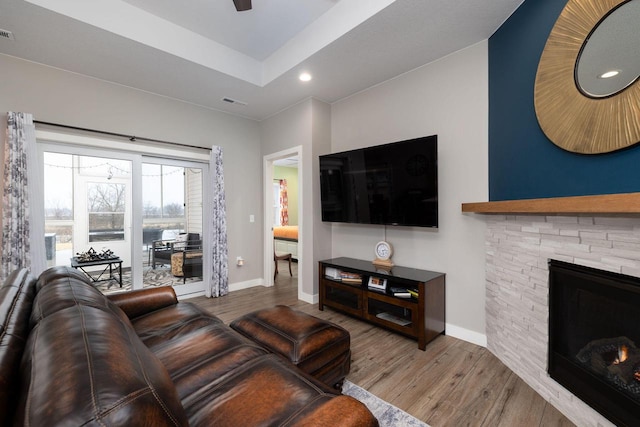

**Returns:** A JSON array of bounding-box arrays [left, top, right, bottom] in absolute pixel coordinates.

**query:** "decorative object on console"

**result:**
[[368, 276, 387, 292], [325, 267, 340, 280], [373, 240, 394, 269]]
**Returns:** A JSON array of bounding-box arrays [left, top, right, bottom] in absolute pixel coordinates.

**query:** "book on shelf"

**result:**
[[340, 271, 362, 279], [339, 271, 362, 284], [325, 268, 363, 283]]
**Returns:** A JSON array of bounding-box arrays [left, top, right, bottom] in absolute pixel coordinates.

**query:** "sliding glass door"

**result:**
[[141, 158, 204, 293], [40, 141, 208, 297]]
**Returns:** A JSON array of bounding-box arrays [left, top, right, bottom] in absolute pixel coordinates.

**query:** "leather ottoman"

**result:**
[[230, 305, 351, 389]]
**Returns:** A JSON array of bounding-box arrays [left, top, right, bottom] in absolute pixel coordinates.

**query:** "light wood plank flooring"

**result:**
[[189, 262, 575, 427]]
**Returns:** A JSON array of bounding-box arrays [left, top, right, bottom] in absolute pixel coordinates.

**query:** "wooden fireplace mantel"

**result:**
[[461, 192, 640, 214]]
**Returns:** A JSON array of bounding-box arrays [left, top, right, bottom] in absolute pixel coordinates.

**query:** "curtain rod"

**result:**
[[33, 120, 211, 152]]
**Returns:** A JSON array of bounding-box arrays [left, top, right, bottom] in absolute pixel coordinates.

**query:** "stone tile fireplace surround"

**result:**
[[485, 214, 640, 427]]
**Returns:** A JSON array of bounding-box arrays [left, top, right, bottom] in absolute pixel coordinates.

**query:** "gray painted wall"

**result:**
[[260, 98, 332, 300], [331, 42, 489, 341], [0, 53, 262, 286]]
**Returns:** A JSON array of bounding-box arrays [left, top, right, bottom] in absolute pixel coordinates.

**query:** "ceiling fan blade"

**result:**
[[233, 0, 252, 11]]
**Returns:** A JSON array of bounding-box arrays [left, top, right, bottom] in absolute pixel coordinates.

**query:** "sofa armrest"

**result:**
[[107, 286, 178, 319]]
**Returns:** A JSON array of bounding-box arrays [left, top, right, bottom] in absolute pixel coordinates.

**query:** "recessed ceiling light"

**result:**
[[598, 70, 620, 79], [299, 72, 312, 82]]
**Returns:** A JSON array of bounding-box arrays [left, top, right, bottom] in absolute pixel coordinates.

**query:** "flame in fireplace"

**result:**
[[613, 345, 629, 365]]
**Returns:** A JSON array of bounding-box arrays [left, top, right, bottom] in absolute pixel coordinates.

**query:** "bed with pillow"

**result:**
[[274, 225, 298, 261]]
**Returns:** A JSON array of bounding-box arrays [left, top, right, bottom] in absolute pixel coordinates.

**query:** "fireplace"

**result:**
[[549, 259, 640, 426]]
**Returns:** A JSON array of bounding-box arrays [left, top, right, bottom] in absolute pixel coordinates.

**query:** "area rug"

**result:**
[[342, 380, 430, 427], [92, 266, 201, 294]]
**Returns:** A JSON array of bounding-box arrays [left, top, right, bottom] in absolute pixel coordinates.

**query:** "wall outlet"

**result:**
[[236, 256, 244, 266], [249, 214, 255, 223]]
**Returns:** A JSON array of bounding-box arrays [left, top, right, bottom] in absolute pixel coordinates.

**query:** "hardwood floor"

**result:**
[[189, 261, 575, 427]]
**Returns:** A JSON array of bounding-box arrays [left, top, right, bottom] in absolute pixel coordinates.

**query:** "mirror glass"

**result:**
[[576, 0, 640, 98]]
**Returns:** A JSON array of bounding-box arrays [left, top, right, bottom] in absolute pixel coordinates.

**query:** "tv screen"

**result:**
[[319, 135, 438, 228]]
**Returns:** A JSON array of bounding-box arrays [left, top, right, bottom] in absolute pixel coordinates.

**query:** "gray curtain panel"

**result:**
[[1, 112, 46, 281], [206, 146, 229, 297]]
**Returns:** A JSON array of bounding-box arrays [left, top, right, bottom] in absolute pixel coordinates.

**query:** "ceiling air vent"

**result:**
[[0, 29, 15, 41], [222, 97, 247, 106]]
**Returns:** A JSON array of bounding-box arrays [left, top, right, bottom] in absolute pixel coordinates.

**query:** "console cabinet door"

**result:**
[[320, 279, 363, 316]]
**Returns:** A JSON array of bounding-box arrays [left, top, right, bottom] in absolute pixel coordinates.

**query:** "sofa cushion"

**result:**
[[182, 353, 350, 427], [0, 269, 37, 425], [34, 265, 90, 292], [108, 286, 179, 319], [131, 301, 224, 342], [146, 320, 268, 399], [16, 304, 188, 426], [30, 266, 132, 328]]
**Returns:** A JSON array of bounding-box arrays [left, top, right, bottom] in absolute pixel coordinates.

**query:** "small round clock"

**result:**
[[374, 241, 393, 260]]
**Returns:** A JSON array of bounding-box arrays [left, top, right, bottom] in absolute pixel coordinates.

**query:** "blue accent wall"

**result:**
[[489, 0, 640, 201]]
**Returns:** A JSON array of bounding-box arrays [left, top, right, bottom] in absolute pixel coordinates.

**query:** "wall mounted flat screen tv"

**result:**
[[320, 135, 438, 228]]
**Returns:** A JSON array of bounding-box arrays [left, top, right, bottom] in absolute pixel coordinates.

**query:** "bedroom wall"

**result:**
[[331, 42, 489, 343], [0, 53, 263, 287], [273, 165, 299, 226]]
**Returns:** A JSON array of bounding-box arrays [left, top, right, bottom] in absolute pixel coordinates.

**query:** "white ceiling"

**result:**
[[122, 0, 340, 61], [0, 0, 524, 121]]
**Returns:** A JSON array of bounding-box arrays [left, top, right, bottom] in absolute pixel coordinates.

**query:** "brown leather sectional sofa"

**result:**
[[0, 266, 378, 426]]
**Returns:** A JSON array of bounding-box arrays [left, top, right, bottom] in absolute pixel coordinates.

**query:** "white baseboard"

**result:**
[[298, 290, 318, 304], [229, 279, 317, 304], [177, 291, 205, 300], [177, 279, 264, 300], [229, 278, 265, 292], [445, 323, 487, 347]]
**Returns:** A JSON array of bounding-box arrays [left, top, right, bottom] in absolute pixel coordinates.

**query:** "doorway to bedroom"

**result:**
[[264, 147, 302, 296], [273, 157, 299, 262]]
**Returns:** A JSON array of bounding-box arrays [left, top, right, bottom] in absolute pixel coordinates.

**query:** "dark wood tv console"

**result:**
[[319, 257, 445, 350]]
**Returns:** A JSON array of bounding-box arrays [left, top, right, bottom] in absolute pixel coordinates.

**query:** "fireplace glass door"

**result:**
[[548, 259, 640, 426]]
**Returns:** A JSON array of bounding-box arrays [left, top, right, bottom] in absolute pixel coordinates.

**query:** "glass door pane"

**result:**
[[87, 182, 126, 243], [75, 156, 132, 269], [44, 152, 132, 293], [142, 161, 204, 290], [44, 152, 73, 268]]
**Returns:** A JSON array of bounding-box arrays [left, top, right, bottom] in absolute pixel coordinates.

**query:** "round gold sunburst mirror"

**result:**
[[534, 0, 640, 154]]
